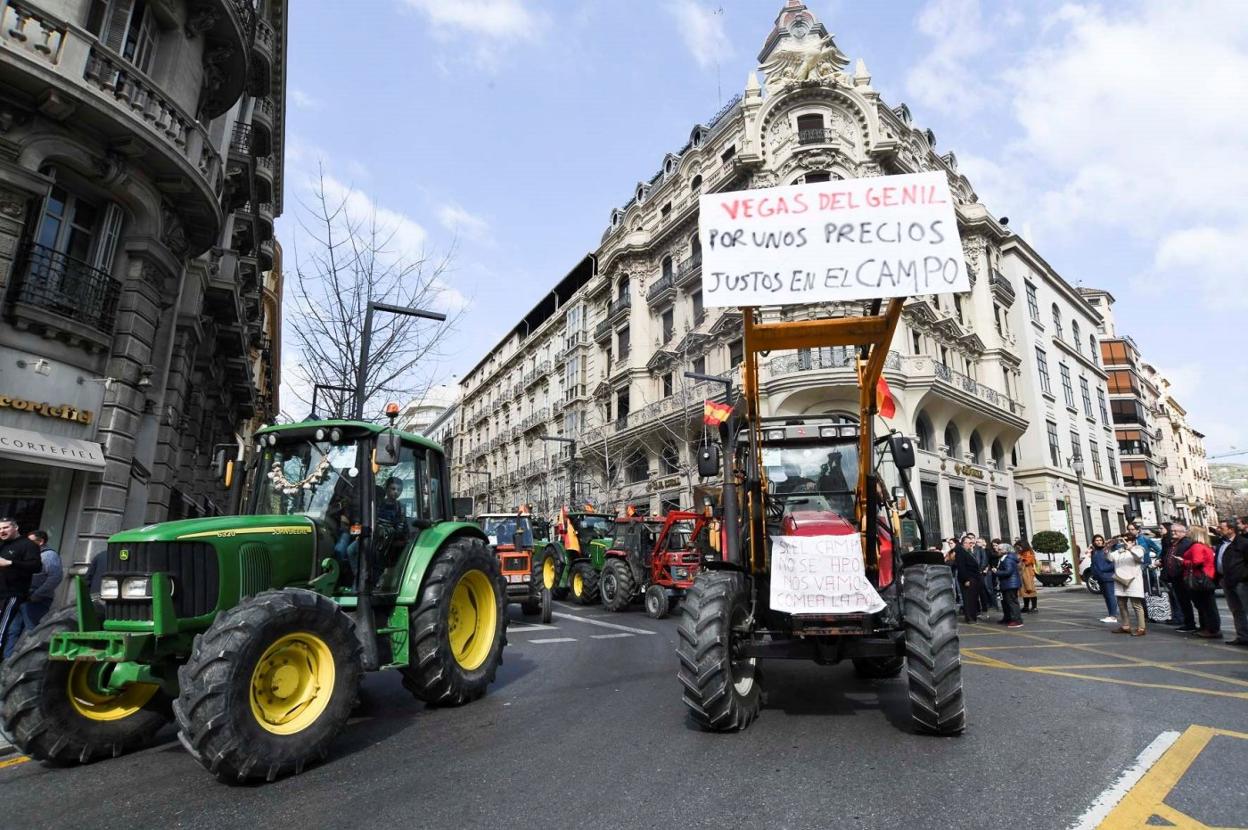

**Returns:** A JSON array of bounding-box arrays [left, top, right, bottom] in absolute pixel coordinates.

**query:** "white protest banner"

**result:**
[[698, 170, 967, 307], [769, 533, 886, 615]]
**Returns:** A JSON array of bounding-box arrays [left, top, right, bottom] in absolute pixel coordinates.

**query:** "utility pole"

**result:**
[[354, 301, 446, 420]]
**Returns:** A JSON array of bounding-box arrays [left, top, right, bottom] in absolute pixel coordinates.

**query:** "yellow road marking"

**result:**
[[0, 756, 31, 770], [1097, 725, 1248, 829]]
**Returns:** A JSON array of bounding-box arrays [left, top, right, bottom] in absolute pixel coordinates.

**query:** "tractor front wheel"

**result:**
[[540, 585, 553, 624], [676, 571, 760, 732], [902, 564, 966, 736], [401, 537, 508, 706], [542, 547, 569, 600], [0, 605, 171, 765], [599, 559, 634, 612], [174, 589, 362, 783], [644, 584, 670, 619], [569, 561, 599, 606]]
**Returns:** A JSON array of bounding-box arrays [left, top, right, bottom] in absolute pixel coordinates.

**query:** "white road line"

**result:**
[[509, 623, 560, 632], [1067, 730, 1181, 830], [552, 611, 657, 636], [590, 633, 634, 640], [528, 637, 577, 644]]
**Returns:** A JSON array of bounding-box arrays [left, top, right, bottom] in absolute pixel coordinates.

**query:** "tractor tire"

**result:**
[[520, 598, 541, 616], [599, 559, 635, 612], [0, 605, 171, 766], [851, 656, 904, 679], [174, 589, 362, 783], [644, 584, 670, 619], [544, 547, 569, 600], [676, 571, 760, 732], [902, 564, 966, 736], [540, 586, 553, 624], [401, 536, 508, 707], [532, 550, 557, 604], [569, 561, 599, 606]]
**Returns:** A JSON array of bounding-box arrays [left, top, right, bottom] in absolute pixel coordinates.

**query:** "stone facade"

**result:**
[[0, 0, 286, 561]]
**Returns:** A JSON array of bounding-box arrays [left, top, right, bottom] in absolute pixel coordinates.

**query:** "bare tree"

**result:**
[[286, 167, 462, 420]]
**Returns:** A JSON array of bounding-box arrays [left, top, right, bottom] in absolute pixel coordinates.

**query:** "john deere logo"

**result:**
[[119, 549, 129, 561]]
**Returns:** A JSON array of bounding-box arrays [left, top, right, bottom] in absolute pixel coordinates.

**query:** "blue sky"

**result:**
[[275, 0, 1248, 455]]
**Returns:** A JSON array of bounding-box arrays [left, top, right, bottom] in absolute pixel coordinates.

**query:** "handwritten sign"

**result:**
[[769, 533, 886, 615], [698, 171, 967, 307]]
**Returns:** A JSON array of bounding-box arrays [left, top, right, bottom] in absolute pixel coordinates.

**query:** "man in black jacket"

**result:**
[[1216, 519, 1248, 646], [0, 516, 43, 658]]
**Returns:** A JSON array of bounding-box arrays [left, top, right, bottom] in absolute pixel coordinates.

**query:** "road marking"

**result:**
[[590, 633, 634, 640], [528, 637, 577, 644], [0, 756, 30, 770], [1068, 730, 1181, 830], [553, 612, 656, 635], [509, 623, 560, 632]]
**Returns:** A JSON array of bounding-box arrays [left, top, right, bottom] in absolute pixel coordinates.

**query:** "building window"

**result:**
[[991, 439, 1005, 471], [1107, 370, 1140, 395], [1097, 388, 1109, 422], [1046, 420, 1060, 466], [691, 291, 703, 325], [921, 481, 941, 538], [953, 294, 964, 323], [996, 494, 1010, 540], [1051, 303, 1063, 339], [949, 486, 967, 536], [692, 355, 705, 376], [1072, 320, 1082, 353], [1080, 377, 1093, 418], [617, 327, 630, 361], [796, 112, 825, 143], [944, 422, 961, 458], [975, 491, 991, 540], [1107, 446, 1119, 485], [1016, 499, 1028, 542], [1025, 282, 1039, 322], [800, 171, 832, 184], [662, 372, 673, 398], [912, 330, 922, 355], [616, 390, 630, 423], [1089, 333, 1098, 359], [1069, 429, 1081, 468], [1111, 399, 1147, 426], [720, 145, 736, 163], [915, 411, 934, 451], [1036, 347, 1051, 395], [1090, 440, 1103, 480], [661, 255, 673, 280], [661, 442, 680, 474], [728, 338, 744, 368], [627, 451, 649, 484], [617, 274, 630, 299], [993, 304, 1005, 336], [968, 431, 984, 464], [1101, 509, 1112, 539], [661, 308, 674, 343], [690, 175, 702, 194], [1060, 363, 1075, 408], [90, 0, 158, 73]]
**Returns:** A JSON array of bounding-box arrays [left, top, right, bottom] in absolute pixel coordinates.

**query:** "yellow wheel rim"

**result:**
[[449, 569, 498, 671], [573, 571, 584, 596], [543, 557, 556, 589], [249, 632, 335, 735], [66, 663, 158, 722]]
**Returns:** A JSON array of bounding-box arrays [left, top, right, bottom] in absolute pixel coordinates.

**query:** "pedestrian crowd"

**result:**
[[0, 517, 63, 660], [941, 516, 1248, 647]]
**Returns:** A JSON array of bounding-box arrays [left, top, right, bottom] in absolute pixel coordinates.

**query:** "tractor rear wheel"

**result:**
[[569, 561, 599, 606], [902, 564, 966, 736], [0, 605, 171, 765], [676, 571, 760, 732], [600, 559, 634, 612], [402, 537, 508, 706], [174, 589, 361, 783], [851, 656, 904, 679]]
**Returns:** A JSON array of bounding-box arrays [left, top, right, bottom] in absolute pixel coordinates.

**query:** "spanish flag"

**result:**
[[877, 376, 896, 420], [703, 399, 732, 426]]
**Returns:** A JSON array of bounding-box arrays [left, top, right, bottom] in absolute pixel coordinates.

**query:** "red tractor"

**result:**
[[599, 511, 714, 618]]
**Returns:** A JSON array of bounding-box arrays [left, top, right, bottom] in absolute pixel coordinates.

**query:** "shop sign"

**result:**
[[0, 424, 106, 471], [0, 394, 94, 424], [647, 474, 683, 493], [956, 464, 984, 479]]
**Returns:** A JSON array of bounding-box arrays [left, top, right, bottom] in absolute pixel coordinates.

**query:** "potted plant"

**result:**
[[1031, 530, 1072, 587]]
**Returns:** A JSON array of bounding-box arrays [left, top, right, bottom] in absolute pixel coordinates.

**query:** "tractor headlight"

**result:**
[[766, 429, 785, 441], [819, 426, 837, 438], [120, 576, 152, 600], [100, 577, 120, 600], [673, 567, 691, 580]]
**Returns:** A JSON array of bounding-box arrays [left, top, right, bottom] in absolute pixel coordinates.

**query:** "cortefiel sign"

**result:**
[[699, 170, 967, 307], [769, 533, 886, 615]]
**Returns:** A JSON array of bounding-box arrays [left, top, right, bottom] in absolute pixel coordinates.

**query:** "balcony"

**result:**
[[647, 273, 676, 307], [1118, 441, 1153, 458], [606, 292, 631, 324], [250, 14, 275, 97], [524, 361, 550, 388], [254, 154, 275, 201], [797, 128, 836, 145], [989, 270, 1016, 307], [256, 201, 274, 239], [4, 243, 121, 351], [614, 413, 631, 433], [258, 239, 275, 271], [593, 318, 615, 343], [674, 253, 703, 288]]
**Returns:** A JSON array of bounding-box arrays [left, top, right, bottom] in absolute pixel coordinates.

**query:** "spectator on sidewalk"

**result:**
[[994, 544, 1024, 628], [4, 530, 63, 648], [1216, 520, 1248, 646], [1111, 541, 1147, 636], [954, 534, 983, 623], [1018, 540, 1039, 614], [968, 534, 999, 612], [1172, 521, 1220, 638], [0, 517, 43, 659], [1090, 535, 1119, 623]]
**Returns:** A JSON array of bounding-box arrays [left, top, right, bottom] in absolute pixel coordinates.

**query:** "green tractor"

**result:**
[[0, 417, 508, 782], [531, 508, 614, 605]]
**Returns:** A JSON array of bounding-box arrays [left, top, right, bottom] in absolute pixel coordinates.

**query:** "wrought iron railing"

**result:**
[[797, 128, 835, 145], [231, 122, 253, 154], [647, 273, 675, 303], [7, 243, 122, 333]]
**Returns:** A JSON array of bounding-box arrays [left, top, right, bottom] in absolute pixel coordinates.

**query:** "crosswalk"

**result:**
[[509, 603, 663, 645]]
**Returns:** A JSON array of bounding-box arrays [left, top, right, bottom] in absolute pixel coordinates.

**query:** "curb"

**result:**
[[0, 738, 15, 759]]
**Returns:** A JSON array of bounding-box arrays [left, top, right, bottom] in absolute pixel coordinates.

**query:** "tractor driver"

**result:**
[[817, 452, 850, 494]]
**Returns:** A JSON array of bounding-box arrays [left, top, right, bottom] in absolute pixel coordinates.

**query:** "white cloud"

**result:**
[[437, 203, 491, 243], [666, 0, 732, 71], [402, 0, 544, 40], [290, 89, 322, 110], [904, 0, 996, 115]]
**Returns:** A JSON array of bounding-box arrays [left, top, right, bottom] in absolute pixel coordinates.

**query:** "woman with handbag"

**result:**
[[1018, 542, 1039, 613], [1174, 521, 1221, 638], [1111, 541, 1147, 636]]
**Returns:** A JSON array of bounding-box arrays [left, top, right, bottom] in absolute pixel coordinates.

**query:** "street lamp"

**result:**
[[539, 435, 577, 507], [354, 302, 447, 420], [464, 468, 492, 512], [1072, 454, 1093, 579]]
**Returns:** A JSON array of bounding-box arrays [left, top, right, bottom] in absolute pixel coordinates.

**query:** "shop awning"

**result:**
[[0, 425, 106, 472]]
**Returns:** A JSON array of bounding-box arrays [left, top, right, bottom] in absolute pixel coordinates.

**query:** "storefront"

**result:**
[[0, 352, 107, 558]]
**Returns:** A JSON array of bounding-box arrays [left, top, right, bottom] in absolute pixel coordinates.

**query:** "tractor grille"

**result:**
[[103, 541, 220, 621], [501, 555, 529, 574], [238, 542, 272, 598]]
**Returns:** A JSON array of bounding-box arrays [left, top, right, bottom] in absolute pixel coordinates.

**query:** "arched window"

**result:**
[[1051, 303, 1063, 339], [617, 273, 630, 299], [991, 439, 1005, 471], [915, 411, 935, 452], [1072, 320, 1082, 353], [661, 255, 673, 280], [969, 431, 984, 464], [943, 422, 962, 458], [661, 442, 680, 474], [1089, 333, 1098, 361]]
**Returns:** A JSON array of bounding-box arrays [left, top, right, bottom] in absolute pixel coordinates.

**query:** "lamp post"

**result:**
[[465, 468, 492, 512], [354, 302, 447, 420], [1072, 454, 1093, 578], [539, 435, 577, 507]]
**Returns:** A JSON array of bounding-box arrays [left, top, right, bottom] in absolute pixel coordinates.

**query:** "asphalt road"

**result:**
[[2, 589, 1246, 830]]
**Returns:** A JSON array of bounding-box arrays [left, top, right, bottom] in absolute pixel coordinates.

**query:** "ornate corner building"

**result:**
[[0, 0, 287, 561]]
